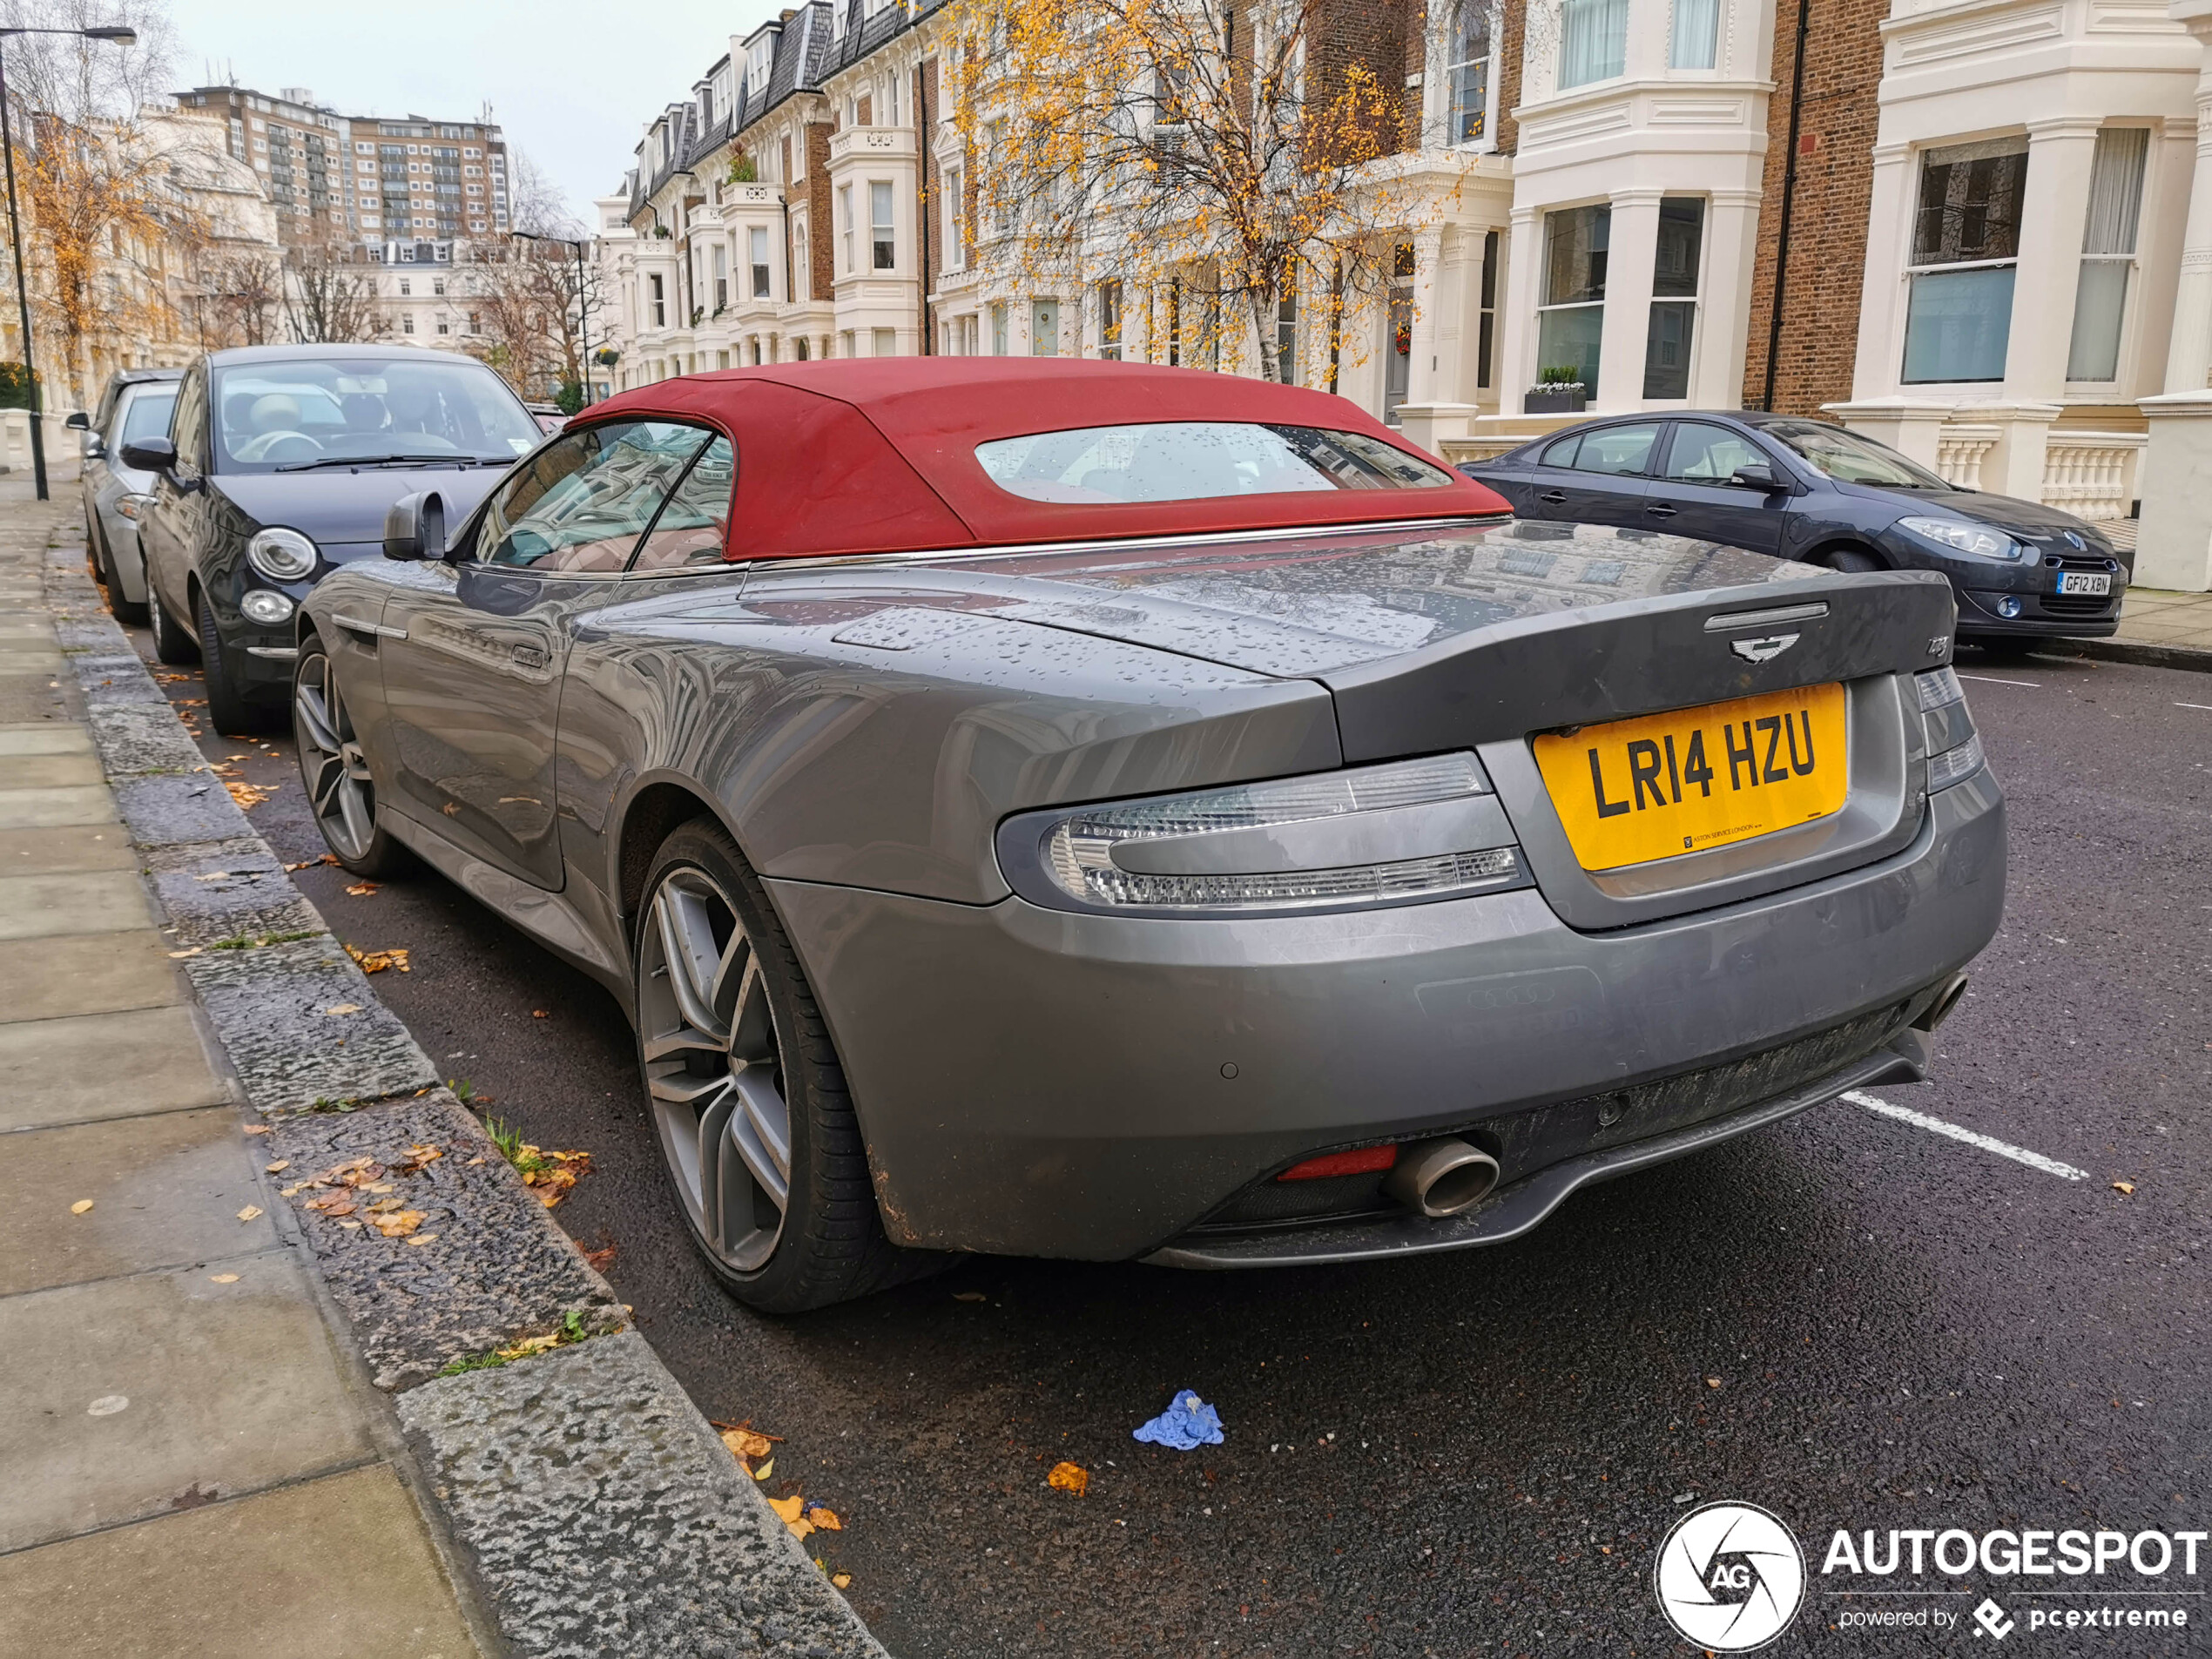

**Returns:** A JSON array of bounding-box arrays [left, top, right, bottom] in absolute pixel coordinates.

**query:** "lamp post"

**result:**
[[509, 228, 595, 409], [0, 23, 136, 501]]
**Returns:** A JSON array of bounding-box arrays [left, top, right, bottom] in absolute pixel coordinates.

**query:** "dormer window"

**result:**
[[748, 48, 772, 96]]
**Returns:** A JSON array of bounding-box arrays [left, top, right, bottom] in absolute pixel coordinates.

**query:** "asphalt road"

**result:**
[[120, 590, 2209, 1656]]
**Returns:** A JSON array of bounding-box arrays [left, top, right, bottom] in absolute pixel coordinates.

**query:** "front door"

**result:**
[[1383, 287, 1412, 424], [1522, 420, 1662, 529], [1031, 300, 1059, 356], [1643, 421, 1791, 555], [375, 419, 717, 887]]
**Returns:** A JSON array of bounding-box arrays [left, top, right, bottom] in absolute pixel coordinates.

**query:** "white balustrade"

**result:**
[[2039, 430, 2147, 523]]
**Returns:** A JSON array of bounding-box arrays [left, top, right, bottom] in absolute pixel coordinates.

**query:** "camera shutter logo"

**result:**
[[1653, 1501, 1805, 1651]]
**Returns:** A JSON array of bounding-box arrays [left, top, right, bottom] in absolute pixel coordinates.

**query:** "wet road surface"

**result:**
[[121, 598, 2209, 1656]]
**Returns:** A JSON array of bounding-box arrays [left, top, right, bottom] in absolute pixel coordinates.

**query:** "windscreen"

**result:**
[[1765, 421, 1950, 490], [116, 388, 176, 448], [974, 421, 1454, 504], [210, 356, 539, 473]]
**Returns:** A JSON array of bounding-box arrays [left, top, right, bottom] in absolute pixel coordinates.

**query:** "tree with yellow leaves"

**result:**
[[948, 0, 1446, 385]]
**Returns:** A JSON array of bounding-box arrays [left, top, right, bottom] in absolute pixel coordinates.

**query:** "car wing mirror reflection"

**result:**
[[383, 490, 448, 563]]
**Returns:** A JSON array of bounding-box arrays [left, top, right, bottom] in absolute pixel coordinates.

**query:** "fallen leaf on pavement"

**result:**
[[833, 1573, 853, 1590], [192, 871, 232, 881], [309, 1198, 357, 1217], [766, 1494, 814, 1541], [237, 1206, 263, 1222], [242, 1124, 273, 1136], [532, 1008, 549, 1018], [209, 1273, 239, 1284], [516, 1147, 591, 1207], [752, 1459, 774, 1481], [167, 948, 202, 958], [338, 1219, 361, 1230], [582, 1242, 617, 1271], [2113, 1181, 2135, 1195], [1704, 1377, 1723, 1389], [346, 944, 411, 974], [405, 1232, 438, 1247], [70, 1199, 94, 1215], [285, 854, 337, 872], [224, 779, 273, 809], [323, 1003, 361, 1016], [345, 882, 379, 896], [369, 1209, 427, 1238], [265, 1160, 289, 1174], [1048, 1461, 1089, 1497], [719, 1426, 777, 1461], [392, 1143, 445, 1177], [806, 1505, 843, 1531]]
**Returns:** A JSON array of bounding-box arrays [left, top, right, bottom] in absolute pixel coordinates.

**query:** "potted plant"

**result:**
[[1525, 367, 1588, 415]]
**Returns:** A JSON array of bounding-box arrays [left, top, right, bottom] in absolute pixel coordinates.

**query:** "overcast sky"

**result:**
[[167, 0, 786, 224]]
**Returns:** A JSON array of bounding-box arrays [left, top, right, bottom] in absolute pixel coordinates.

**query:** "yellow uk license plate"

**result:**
[[1532, 683, 1848, 872]]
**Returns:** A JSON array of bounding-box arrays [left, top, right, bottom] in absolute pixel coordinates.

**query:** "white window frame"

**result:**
[[838, 185, 854, 273], [870, 179, 895, 271]]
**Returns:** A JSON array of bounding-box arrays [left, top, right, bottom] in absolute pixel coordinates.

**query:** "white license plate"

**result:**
[[2056, 572, 2111, 596]]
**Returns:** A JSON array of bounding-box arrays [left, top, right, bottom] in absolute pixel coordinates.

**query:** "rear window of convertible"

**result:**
[[974, 421, 1453, 504]]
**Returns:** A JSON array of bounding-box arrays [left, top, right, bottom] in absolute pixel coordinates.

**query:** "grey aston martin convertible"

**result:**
[[294, 361, 2005, 1312]]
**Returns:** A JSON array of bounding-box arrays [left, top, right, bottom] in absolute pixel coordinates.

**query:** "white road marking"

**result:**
[[2175, 702, 2212, 712], [1843, 1090, 2089, 1181], [1957, 673, 2040, 688]]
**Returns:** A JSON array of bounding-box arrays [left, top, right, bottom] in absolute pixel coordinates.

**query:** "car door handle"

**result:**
[[1537, 489, 1568, 505], [1645, 502, 1678, 518], [334, 612, 407, 642]]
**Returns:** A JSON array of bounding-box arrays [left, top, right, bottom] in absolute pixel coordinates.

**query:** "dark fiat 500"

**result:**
[[293, 361, 2005, 1312], [1461, 411, 2128, 644], [124, 343, 541, 732]]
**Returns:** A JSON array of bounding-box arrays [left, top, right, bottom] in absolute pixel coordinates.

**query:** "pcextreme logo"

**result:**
[[1655, 1501, 1807, 1651]]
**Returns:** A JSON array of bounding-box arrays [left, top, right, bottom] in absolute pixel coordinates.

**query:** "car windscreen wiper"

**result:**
[[274, 452, 501, 472]]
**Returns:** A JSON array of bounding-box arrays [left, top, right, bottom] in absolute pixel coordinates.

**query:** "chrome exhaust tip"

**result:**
[[1380, 1138, 1501, 1218], [1914, 972, 1969, 1032]]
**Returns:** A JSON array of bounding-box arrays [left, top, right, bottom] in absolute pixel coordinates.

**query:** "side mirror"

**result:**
[[382, 490, 448, 563], [119, 436, 176, 474], [64, 411, 89, 431], [1731, 462, 1785, 493]]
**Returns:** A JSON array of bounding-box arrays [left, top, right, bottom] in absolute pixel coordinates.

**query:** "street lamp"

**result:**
[[0, 23, 136, 501], [509, 228, 596, 410]]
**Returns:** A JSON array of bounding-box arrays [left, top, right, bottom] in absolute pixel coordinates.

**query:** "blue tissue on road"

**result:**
[[1134, 1390, 1224, 1449]]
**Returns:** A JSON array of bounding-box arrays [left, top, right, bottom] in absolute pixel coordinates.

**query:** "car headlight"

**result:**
[[1898, 516, 2021, 561], [1019, 753, 1526, 914], [239, 589, 295, 625], [246, 527, 319, 581], [116, 491, 154, 523]]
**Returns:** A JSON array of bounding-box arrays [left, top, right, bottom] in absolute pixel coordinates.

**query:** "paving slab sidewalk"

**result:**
[[3, 483, 890, 1658], [0, 493, 484, 1656], [2047, 584, 2212, 671]]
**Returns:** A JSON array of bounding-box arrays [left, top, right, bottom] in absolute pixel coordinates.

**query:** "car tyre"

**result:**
[[1821, 549, 1882, 574], [293, 637, 409, 877], [635, 818, 924, 1313], [148, 582, 199, 665], [196, 589, 264, 736]]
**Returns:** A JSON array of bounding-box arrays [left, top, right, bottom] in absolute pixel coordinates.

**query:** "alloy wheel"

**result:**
[[639, 867, 792, 1274], [293, 651, 379, 862]]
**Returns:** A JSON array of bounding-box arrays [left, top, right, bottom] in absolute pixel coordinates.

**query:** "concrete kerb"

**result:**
[[2033, 635, 2212, 674], [39, 537, 889, 1658]]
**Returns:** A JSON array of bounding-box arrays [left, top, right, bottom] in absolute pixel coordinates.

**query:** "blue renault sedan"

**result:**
[[1460, 411, 2128, 644]]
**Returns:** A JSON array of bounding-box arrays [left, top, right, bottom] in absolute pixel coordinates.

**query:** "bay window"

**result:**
[[1558, 0, 1628, 90], [871, 179, 894, 270], [2066, 127, 2148, 384], [1902, 137, 2027, 384], [942, 165, 965, 272], [1643, 197, 1705, 399], [838, 185, 853, 273], [1536, 204, 1608, 401], [750, 226, 771, 298], [1669, 0, 1719, 70]]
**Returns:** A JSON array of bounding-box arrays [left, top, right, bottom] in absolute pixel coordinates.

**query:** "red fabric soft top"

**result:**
[[582, 359, 1507, 561]]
